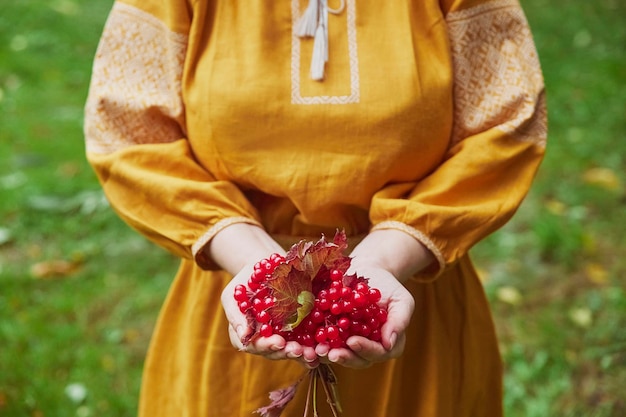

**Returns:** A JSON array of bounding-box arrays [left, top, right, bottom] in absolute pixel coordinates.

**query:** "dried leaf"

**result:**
[[582, 167, 622, 191], [545, 199, 567, 216], [496, 286, 522, 306], [584, 262, 609, 285], [30, 259, 80, 278], [569, 307, 593, 328], [255, 379, 302, 417]]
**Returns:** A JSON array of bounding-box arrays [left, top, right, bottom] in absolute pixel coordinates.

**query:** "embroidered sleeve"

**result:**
[[85, 1, 262, 269], [369, 0, 547, 281], [446, 0, 547, 147], [85, 2, 187, 154]]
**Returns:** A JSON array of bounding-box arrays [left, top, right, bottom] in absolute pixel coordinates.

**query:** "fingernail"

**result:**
[[236, 325, 244, 339], [349, 341, 362, 352], [270, 344, 284, 351], [389, 332, 397, 349]]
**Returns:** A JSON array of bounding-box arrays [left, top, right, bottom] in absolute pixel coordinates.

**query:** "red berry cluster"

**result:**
[[234, 253, 388, 349]]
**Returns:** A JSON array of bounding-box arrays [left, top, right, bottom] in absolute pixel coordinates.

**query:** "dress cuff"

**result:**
[[370, 220, 447, 282], [192, 217, 264, 270]]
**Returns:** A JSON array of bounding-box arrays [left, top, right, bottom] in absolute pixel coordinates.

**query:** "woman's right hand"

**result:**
[[220, 263, 321, 368]]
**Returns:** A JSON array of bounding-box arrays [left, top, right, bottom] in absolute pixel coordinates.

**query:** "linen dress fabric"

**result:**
[[84, 0, 547, 415]]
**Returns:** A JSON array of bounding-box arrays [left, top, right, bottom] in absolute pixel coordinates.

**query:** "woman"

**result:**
[[84, 0, 547, 415]]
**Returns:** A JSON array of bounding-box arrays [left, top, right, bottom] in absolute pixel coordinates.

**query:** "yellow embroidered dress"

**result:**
[[84, 0, 547, 416]]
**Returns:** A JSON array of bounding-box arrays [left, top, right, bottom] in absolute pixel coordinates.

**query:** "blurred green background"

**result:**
[[1, 0, 624, 416]]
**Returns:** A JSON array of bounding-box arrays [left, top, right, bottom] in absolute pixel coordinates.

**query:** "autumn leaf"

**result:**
[[285, 230, 351, 281], [266, 263, 314, 331], [264, 230, 352, 331], [582, 167, 622, 191], [30, 259, 81, 279], [255, 377, 303, 417]]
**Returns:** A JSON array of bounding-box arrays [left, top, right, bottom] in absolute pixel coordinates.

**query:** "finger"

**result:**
[[245, 334, 286, 355], [326, 347, 373, 369], [345, 336, 387, 361], [381, 299, 413, 351]]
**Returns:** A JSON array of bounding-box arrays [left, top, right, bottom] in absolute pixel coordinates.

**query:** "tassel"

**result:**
[[310, 24, 326, 80], [295, 0, 319, 38], [310, 0, 328, 81]]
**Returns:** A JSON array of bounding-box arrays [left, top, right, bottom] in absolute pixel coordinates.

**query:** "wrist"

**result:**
[[205, 223, 284, 275], [349, 229, 434, 282]]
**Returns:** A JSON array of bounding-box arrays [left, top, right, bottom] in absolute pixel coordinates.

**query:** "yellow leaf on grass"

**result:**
[[569, 307, 593, 328], [30, 259, 81, 279], [582, 167, 622, 191], [496, 286, 522, 306], [585, 262, 609, 285], [545, 199, 567, 216]]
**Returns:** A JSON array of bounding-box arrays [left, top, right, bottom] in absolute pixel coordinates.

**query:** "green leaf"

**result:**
[[289, 290, 315, 330]]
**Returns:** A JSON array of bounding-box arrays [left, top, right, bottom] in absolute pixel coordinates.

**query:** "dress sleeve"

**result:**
[[369, 0, 548, 281], [84, 0, 262, 269]]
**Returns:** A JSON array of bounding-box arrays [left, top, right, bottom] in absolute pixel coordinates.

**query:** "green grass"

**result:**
[[1, 0, 625, 416]]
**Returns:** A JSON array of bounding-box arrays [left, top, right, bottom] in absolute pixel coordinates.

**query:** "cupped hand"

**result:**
[[314, 265, 415, 368], [220, 264, 320, 368]]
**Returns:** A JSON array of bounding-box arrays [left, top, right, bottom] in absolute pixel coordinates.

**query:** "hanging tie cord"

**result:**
[[295, 0, 346, 81]]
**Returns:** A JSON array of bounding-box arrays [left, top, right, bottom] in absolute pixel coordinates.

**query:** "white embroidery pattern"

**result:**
[[446, 0, 547, 147], [85, 2, 187, 154], [291, 0, 360, 104]]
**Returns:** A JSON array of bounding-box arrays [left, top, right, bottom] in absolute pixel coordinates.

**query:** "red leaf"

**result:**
[[285, 230, 350, 279], [265, 230, 352, 331], [254, 379, 302, 417], [266, 264, 314, 331]]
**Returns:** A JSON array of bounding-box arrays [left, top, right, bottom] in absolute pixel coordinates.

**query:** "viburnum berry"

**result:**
[[245, 232, 390, 417], [233, 238, 389, 354], [330, 269, 343, 281]]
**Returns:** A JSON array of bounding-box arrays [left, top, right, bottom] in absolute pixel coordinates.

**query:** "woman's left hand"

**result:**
[[314, 265, 415, 368]]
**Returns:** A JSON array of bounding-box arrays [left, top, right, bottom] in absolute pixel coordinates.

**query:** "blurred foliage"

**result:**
[[1, 0, 625, 416]]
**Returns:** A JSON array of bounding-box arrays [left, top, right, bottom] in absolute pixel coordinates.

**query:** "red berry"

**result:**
[[300, 333, 315, 347], [256, 310, 270, 323], [330, 269, 343, 281], [252, 298, 265, 312], [359, 324, 371, 337], [233, 287, 248, 302], [251, 268, 265, 282], [368, 288, 382, 303], [259, 323, 273, 337], [376, 308, 388, 324], [328, 287, 340, 301], [315, 327, 327, 344], [337, 317, 351, 330], [354, 282, 369, 294], [330, 302, 343, 315], [352, 292, 368, 308], [248, 278, 261, 291], [263, 296, 275, 309], [238, 300, 251, 313], [326, 325, 339, 340], [329, 337, 344, 349], [260, 259, 274, 273], [317, 297, 331, 311], [310, 309, 325, 323], [369, 329, 382, 341], [340, 286, 352, 299]]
